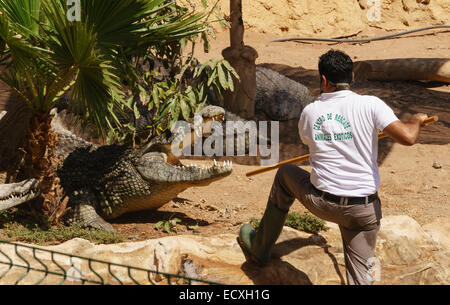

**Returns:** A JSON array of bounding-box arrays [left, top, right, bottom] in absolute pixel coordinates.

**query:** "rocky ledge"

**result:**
[[0, 215, 448, 285]]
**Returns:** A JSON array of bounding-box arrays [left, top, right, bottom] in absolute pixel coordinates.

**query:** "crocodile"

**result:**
[[254, 66, 315, 121], [0, 179, 41, 212], [204, 66, 315, 121], [59, 144, 232, 232], [51, 106, 233, 231], [0, 106, 233, 232]]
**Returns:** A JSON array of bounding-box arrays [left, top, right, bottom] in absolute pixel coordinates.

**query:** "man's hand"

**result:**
[[382, 113, 428, 146], [410, 113, 428, 127]]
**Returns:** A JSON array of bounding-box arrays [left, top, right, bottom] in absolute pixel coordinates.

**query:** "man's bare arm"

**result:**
[[382, 113, 428, 146]]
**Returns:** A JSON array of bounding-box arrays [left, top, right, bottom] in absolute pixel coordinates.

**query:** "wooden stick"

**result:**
[[246, 115, 438, 177]]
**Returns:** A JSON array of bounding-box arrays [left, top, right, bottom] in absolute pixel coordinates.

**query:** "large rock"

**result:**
[[375, 216, 449, 284], [0, 215, 447, 285], [423, 219, 450, 252]]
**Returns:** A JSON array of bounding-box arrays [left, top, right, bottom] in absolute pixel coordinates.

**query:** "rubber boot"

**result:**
[[237, 202, 288, 266]]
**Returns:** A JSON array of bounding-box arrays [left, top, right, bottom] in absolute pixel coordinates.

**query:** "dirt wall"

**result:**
[[179, 0, 450, 37]]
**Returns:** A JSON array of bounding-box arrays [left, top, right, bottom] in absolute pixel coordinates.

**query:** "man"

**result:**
[[237, 49, 428, 285]]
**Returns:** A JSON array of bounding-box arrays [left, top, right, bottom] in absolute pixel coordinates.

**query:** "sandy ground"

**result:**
[[111, 28, 450, 241]]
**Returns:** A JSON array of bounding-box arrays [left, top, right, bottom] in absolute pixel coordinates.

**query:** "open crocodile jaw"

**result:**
[[105, 155, 233, 219], [0, 179, 41, 211], [135, 152, 233, 185]]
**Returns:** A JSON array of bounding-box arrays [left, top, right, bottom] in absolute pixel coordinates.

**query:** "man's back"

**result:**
[[298, 90, 398, 197]]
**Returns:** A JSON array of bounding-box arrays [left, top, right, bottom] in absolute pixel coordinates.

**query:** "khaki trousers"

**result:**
[[269, 164, 382, 285]]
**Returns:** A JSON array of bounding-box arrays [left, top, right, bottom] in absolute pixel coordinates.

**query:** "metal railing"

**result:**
[[0, 240, 221, 285]]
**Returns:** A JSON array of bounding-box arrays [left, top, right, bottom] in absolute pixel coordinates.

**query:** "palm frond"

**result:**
[[0, 12, 53, 112], [142, 11, 208, 43], [0, 0, 41, 38], [82, 0, 167, 47], [41, 0, 125, 132]]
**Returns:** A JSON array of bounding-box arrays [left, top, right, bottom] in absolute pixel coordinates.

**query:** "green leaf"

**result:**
[[147, 98, 154, 111], [227, 70, 234, 92], [194, 62, 207, 78], [207, 69, 217, 87], [155, 105, 170, 122], [179, 98, 191, 121], [133, 101, 141, 119], [217, 63, 227, 89], [186, 87, 197, 106], [180, 37, 188, 50], [217, 13, 229, 28], [188, 225, 199, 230], [125, 123, 136, 131], [209, 58, 219, 71], [202, 31, 210, 53], [164, 221, 171, 233], [222, 59, 233, 71], [169, 103, 181, 129], [155, 221, 164, 230], [152, 86, 160, 110], [223, 60, 239, 79]]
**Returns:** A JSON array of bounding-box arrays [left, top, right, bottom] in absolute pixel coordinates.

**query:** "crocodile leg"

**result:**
[[64, 188, 115, 232]]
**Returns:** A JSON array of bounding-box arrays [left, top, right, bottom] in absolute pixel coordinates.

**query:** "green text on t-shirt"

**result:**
[[313, 113, 353, 142], [313, 113, 351, 131]]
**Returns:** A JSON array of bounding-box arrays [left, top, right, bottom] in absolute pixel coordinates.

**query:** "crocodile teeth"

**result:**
[[0, 189, 38, 201], [214, 159, 217, 166]]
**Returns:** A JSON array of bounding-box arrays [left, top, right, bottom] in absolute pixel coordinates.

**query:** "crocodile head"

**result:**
[[103, 149, 233, 219], [99, 107, 231, 220], [0, 179, 41, 211], [143, 105, 225, 164]]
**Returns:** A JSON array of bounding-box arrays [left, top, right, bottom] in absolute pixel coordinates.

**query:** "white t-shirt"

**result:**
[[298, 90, 399, 196]]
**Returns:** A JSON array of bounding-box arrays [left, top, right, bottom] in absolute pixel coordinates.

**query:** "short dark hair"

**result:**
[[318, 50, 353, 84]]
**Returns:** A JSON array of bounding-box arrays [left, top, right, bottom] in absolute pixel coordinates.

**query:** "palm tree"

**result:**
[[0, 0, 211, 222]]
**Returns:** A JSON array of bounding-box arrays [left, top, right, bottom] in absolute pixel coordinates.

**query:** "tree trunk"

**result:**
[[222, 0, 258, 119], [13, 113, 65, 224]]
